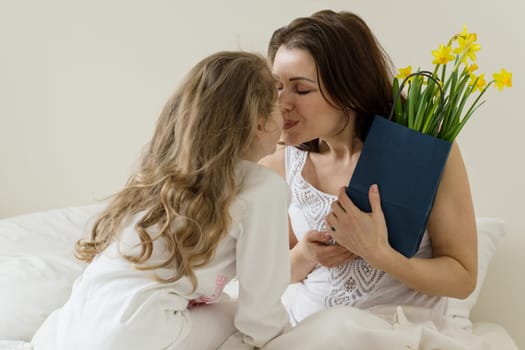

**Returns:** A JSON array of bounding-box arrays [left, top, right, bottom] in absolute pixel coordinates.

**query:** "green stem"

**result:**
[[444, 81, 493, 140]]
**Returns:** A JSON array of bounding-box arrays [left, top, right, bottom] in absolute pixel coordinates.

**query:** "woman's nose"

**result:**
[[278, 90, 293, 113]]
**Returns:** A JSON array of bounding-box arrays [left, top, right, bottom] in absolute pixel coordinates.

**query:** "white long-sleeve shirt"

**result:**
[[32, 160, 291, 350]]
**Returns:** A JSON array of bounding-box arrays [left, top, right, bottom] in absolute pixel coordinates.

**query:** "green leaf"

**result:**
[[415, 79, 435, 131], [392, 78, 405, 125], [447, 100, 486, 141], [440, 69, 459, 135], [410, 72, 426, 131]]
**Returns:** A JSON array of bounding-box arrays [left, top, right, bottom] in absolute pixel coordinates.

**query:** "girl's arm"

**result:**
[[229, 169, 291, 348]]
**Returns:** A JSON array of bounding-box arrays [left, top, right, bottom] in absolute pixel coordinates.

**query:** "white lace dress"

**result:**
[[284, 146, 446, 325]]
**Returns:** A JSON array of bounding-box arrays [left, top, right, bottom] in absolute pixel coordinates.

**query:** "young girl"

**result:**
[[32, 51, 290, 350]]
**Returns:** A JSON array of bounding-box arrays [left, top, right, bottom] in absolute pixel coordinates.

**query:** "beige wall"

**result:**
[[1, 0, 523, 346]]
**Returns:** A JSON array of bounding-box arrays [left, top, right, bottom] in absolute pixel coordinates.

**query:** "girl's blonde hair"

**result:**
[[76, 51, 277, 290]]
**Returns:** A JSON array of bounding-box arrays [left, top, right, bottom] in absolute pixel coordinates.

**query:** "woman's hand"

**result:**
[[298, 230, 357, 268], [325, 185, 392, 268], [323, 144, 477, 299]]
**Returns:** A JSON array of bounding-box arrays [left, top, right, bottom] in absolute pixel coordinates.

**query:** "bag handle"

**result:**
[[388, 70, 446, 136]]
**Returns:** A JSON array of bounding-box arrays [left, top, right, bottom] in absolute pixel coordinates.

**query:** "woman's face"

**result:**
[[272, 46, 346, 146]]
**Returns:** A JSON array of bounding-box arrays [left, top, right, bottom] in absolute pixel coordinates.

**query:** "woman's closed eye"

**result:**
[[295, 88, 312, 95], [293, 82, 316, 95], [275, 81, 315, 95]]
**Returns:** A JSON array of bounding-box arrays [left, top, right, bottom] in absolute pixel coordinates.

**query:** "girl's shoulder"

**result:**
[[232, 161, 291, 215], [238, 160, 288, 194], [257, 144, 286, 179]]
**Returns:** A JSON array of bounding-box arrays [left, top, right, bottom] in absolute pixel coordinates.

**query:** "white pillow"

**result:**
[[446, 217, 506, 328], [0, 205, 103, 341]]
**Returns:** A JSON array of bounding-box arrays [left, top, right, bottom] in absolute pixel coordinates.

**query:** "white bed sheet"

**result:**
[[0, 321, 519, 350], [226, 281, 520, 350]]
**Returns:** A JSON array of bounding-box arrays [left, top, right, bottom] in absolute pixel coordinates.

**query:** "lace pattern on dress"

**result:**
[[285, 146, 386, 307]]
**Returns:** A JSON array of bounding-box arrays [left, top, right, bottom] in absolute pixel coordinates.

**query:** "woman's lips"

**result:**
[[283, 120, 299, 130]]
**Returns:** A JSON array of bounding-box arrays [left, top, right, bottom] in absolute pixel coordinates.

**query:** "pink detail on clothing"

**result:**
[[188, 274, 228, 308]]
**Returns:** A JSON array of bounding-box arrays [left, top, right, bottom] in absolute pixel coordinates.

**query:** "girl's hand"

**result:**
[[325, 185, 392, 267], [299, 229, 357, 268]]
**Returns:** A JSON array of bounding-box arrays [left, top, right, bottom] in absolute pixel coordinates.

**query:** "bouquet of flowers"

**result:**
[[391, 25, 512, 141], [347, 26, 512, 257]]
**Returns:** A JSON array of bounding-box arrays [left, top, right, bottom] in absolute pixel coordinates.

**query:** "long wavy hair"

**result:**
[[76, 51, 277, 290], [268, 10, 395, 152]]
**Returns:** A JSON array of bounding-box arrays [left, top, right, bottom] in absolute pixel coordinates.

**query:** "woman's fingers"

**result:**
[[302, 229, 356, 266], [368, 184, 384, 218], [337, 186, 359, 213], [304, 229, 332, 244]]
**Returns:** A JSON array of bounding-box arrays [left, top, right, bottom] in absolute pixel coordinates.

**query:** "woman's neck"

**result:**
[[317, 123, 362, 161]]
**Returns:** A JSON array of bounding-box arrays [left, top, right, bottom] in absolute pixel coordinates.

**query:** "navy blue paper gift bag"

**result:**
[[346, 115, 452, 257]]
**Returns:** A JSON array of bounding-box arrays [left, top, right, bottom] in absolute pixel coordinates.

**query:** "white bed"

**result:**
[[0, 205, 519, 349]]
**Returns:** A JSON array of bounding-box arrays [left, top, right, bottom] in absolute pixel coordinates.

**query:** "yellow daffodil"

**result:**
[[467, 64, 479, 73], [396, 65, 412, 80], [493, 68, 512, 91], [458, 25, 477, 43], [432, 44, 455, 65], [469, 73, 486, 92], [455, 38, 481, 63], [452, 25, 481, 64]]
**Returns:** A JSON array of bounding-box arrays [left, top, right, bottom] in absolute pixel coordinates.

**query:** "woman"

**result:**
[[32, 51, 290, 350], [261, 10, 479, 349]]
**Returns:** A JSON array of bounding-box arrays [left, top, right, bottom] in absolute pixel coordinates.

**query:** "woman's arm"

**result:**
[[328, 142, 477, 299]]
